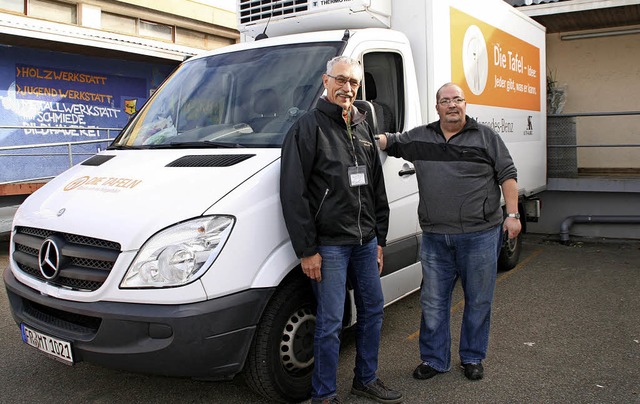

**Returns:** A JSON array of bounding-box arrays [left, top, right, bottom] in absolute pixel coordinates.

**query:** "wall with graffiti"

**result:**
[[0, 45, 175, 182]]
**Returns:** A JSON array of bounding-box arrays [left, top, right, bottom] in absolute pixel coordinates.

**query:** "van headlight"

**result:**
[[120, 216, 234, 288]]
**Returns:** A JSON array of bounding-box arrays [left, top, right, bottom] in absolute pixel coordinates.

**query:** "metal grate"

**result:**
[[13, 226, 121, 292], [81, 155, 115, 166], [547, 116, 578, 178], [166, 154, 255, 167], [239, 0, 308, 24], [23, 300, 101, 334]]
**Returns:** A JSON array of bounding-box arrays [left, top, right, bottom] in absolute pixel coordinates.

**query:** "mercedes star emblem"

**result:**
[[39, 238, 61, 280]]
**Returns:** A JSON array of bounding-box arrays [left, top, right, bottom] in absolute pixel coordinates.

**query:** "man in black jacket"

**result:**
[[280, 56, 402, 404]]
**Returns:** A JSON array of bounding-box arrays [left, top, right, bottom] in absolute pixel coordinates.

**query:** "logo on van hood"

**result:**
[[64, 176, 143, 193]]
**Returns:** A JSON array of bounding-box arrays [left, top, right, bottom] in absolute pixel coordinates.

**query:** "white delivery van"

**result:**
[[4, 0, 546, 402]]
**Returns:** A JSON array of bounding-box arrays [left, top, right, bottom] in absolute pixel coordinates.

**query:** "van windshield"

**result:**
[[111, 42, 342, 149]]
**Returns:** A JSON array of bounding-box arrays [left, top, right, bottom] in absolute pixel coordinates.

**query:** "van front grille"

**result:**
[[23, 299, 101, 334], [12, 226, 121, 292]]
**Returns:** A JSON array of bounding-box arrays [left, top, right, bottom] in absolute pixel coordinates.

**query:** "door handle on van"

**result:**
[[398, 168, 416, 176]]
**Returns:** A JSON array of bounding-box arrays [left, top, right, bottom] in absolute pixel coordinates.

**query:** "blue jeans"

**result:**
[[418, 225, 502, 371], [311, 238, 384, 400]]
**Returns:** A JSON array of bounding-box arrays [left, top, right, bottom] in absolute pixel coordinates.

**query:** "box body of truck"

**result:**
[[4, 0, 546, 402]]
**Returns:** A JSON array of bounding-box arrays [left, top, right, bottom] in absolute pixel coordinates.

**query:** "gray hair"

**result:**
[[326, 56, 363, 80]]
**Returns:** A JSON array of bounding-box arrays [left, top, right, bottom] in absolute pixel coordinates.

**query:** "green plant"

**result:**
[[547, 68, 558, 93], [547, 68, 566, 114]]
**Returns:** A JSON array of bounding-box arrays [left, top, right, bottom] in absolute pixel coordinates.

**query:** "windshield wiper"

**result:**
[[107, 145, 136, 150]]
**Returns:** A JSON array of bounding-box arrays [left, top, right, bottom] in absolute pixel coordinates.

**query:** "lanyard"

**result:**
[[344, 110, 358, 166]]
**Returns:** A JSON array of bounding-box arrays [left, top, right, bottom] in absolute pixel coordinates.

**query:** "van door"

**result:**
[[356, 48, 421, 291]]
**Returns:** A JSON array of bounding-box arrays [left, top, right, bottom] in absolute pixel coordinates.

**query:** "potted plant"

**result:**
[[547, 68, 567, 114]]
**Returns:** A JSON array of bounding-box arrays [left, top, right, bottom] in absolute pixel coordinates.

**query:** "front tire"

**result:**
[[243, 275, 316, 402]]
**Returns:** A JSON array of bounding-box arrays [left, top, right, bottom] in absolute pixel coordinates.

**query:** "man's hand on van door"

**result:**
[[301, 253, 323, 282], [375, 134, 388, 150]]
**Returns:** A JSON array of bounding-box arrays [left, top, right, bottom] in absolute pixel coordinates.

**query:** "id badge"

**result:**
[[348, 166, 368, 187]]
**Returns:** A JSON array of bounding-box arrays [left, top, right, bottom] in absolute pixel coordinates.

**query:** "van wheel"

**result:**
[[498, 231, 521, 271], [243, 276, 315, 403]]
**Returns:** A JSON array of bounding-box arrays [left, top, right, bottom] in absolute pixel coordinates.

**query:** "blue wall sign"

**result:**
[[0, 45, 176, 182]]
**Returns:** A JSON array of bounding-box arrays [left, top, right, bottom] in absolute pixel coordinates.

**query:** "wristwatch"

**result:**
[[507, 212, 520, 219]]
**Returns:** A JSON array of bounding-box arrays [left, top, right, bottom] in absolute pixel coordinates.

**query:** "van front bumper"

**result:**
[[4, 268, 274, 380]]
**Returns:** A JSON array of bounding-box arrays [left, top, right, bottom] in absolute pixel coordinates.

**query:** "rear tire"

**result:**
[[498, 230, 522, 271], [243, 276, 316, 403]]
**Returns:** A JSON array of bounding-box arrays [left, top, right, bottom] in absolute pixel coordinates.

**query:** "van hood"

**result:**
[[14, 149, 281, 250]]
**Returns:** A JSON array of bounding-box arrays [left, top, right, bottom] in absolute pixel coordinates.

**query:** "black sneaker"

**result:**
[[311, 396, 342, 404], [413, 363, 441, 380], [351, 378, 403, 403], [462, 362, 484, 380]]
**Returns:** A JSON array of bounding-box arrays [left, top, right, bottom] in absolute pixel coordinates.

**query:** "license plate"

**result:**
[[21, 324, 74, 365]]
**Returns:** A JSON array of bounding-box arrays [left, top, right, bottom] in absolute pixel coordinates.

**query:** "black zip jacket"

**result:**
[[280, 97, 390, 258]]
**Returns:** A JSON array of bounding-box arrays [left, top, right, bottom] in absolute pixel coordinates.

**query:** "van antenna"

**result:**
[[255, 5, 273, 40], [342, 29, 350, 42]]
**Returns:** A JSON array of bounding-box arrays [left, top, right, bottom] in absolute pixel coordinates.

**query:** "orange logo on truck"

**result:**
[[450, 7, 541, 112], [64, 176, 142, 192]]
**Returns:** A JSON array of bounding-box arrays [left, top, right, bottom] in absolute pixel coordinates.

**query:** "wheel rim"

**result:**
[[505, 235, 518, 256], [280, 307, 315, 374]]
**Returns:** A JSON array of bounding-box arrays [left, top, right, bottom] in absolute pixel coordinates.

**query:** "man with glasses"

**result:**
[[280, 56, 403, 404], [377, 82, 521, 382]]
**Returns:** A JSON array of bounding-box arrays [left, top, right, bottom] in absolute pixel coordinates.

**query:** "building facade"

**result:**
[[1, 0, 239, 183], [508, 0, 640, 240]]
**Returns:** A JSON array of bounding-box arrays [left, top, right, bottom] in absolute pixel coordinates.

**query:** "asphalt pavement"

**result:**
[[1, 234, 639, 403]]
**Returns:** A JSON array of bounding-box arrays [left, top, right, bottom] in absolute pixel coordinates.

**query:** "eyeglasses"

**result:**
[[438, 97, 466, 106], [327, 74, 360, 88]]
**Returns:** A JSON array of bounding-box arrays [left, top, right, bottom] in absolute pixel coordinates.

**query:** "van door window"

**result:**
[[362, 52, 405, 133]]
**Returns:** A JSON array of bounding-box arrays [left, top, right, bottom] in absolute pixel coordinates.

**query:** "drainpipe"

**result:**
[[559, 215, 640, 244]]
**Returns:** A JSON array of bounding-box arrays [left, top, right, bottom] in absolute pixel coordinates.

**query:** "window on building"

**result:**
[[175, 29, 235, 50], [139, 20, 173, 42], [175, 27, 206, 48], [29, 0, 77, 24], [0, 0, 24, 13], [206, 34, 236, 50], [101, 12, 136, 35]]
